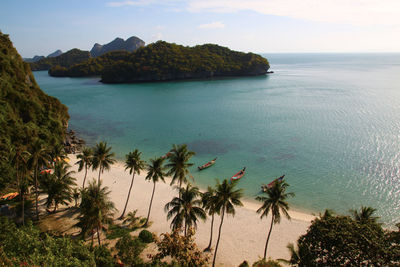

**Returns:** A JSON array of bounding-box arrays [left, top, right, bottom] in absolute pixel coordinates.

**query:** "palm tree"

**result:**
[[49, 143, 67, 162], [27, 140, 50, 220], [119, 149, 146, 219], [123, 210, 145, 228], [144, 157, 166, 226], [76, 147, 93, 188], [76, 179, 116, 246], [165, 144, 195, 193], [212, 179, 243, 267], [165, 183, 206, 236], [91, 142, 116, 185], [256, 180, 294, 260], [73, 187, 80, 207], [18, 164, 30, 225], [350, 206, 379, 224], [202, 186, 219, 252], [278, 243, 307, 267], [40, 161, 77, 212]]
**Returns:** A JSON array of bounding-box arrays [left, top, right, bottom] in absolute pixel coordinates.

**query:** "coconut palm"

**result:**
[[49, 143, 67, 162], [18, 164, 30, 225], [256, 180, 294, 260], [40, 161, 77, 212], [278, 243, 307, 267], [202, 186, 219, 252], [165, 183, 206, 236], [165, 144, 195, 193], [351, 206, 379, 224], [91, 142, 116, 185], [144, 157, 166, 226], [212, 179, 243, 267], [73, 187, 80, 207], [76, 179, 116, 246], [119, 149, 146, 219], [123, 210, 145, 229], [27, 140, 50, 220], [76, 147, 93, 188]]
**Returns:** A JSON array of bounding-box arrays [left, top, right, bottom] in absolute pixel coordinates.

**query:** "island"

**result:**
[[48, 41, 270, 83]]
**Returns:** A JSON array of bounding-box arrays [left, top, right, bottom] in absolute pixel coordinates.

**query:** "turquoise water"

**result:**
[[34, 53, 400, 226]]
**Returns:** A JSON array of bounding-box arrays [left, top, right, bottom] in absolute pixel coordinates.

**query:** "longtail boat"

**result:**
[[231, 167, 246, 182], [261, 175, 285, 192], [198, 157, 217, 170], [161, 152, 172, 159]]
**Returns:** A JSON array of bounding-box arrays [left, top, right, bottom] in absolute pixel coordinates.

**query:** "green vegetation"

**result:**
[[0, 31, 68, 191], [120, 149, 146, 219], [256, 180, 294, 259], [91, 141, 116, 185], [165, 183, 206, 236], [212, 179, 243, 267], [75, 147, 93, 188], [46, 41, 270, 82], [29, 48, 91, 71], [166, 144, 196, 193], [138, 229, 154, 243], [201, 185, 218, 252], [283, 207, 400, 266]]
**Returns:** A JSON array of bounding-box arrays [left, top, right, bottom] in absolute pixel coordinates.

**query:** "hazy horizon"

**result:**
[[1, 0, 400, 57]]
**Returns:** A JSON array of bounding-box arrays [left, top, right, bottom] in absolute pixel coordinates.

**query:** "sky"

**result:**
[[1, 0, 400, 57]]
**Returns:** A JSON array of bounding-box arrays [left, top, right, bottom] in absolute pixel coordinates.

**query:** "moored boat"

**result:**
[[231, 167, 246, 182], [261, 174, 285, 192], [198, 157, 217, 170]]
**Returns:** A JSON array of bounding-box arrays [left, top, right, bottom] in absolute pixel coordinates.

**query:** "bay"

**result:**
[[34, 53, 400, 226]]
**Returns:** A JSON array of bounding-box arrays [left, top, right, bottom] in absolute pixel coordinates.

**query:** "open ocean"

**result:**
[[34, 53, 400, 226]]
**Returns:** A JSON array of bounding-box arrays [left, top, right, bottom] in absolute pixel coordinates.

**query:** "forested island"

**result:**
[[48, 41, 270, 83]]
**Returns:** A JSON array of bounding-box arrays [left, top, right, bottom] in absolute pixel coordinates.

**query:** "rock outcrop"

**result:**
[[90, 36, 145, 57]]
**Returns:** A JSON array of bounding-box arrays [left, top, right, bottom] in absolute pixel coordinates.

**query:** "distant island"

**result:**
[[27, 36, 145, 71], [48, 41, 270, 83]]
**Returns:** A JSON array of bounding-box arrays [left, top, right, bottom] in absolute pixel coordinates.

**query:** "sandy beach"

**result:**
[[68, 154, 314, 266]]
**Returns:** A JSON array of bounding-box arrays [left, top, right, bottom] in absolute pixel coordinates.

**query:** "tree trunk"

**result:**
[[53, 203, 57, 213], [97, 226, 101, 246], [212, 208, 225, 267], [34, 165, 39, 221], [145, 182, 156, 226], [263, 214, 275, 259], [119, 171, 135, 219], [82, 165, 88, 188], [97, 166, 102, 186], [204, 213, 215, 251], [184, 220, 187, 237], [21, 191, 25, 226]]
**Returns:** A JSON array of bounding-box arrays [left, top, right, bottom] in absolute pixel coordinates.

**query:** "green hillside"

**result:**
[[0, 32, 69, 188]]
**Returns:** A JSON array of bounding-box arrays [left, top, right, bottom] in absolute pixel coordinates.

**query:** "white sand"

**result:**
[[68, 154, 313, 266]]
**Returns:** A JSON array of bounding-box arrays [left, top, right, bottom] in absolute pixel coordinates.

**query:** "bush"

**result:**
[[139, 229, 154, 243], [93, 245, 115, 267], [116, 234, 146, 265]]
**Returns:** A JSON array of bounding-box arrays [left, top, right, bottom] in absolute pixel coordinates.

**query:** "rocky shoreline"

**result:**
[[64, 129, 85, 154]]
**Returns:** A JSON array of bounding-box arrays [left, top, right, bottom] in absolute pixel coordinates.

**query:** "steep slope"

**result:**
[[0, 32, 69, 188], [90, 36, 145, 57]]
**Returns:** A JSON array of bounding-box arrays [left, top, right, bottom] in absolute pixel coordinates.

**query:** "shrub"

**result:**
[[116, 234, 146, 265], [139, 229, 154, 243]]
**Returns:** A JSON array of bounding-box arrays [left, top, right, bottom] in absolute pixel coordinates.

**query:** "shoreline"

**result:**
[[68, 154, 313, 266]]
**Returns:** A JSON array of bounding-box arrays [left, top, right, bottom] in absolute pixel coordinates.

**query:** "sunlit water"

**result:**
[[34, 53, 400, 226]]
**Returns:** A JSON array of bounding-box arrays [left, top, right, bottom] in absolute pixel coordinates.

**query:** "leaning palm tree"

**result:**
[[40, 161, 76, 212], [76, 179, 116, 246], [202, 186, 219, 252], [165, 183, 206, 236], [119, 149, 146, 219], [27, 140, 50, 220], [350, 206, 379, 224], [256, 180, 294, 260], [212, 179, 243, 267], [165, 144, 195, 193], [144, 157, 166, 226], [76, 147, 93, 188], [91, 142, 116, 185]]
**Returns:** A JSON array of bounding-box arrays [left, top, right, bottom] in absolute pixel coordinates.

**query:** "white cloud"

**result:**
[[187, 0, 400, 26], [198, 21, 225, 29]]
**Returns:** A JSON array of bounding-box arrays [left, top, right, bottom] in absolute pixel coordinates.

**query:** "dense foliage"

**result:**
[[0, 32, 69, 190], [47, 41, 270, 82], [296, 213, 400, 266], [30, 48, 91, 71], [0, 216, 95, 266]]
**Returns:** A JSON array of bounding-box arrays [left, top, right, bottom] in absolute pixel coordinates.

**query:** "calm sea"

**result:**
[[34, 53, 400, 226]]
